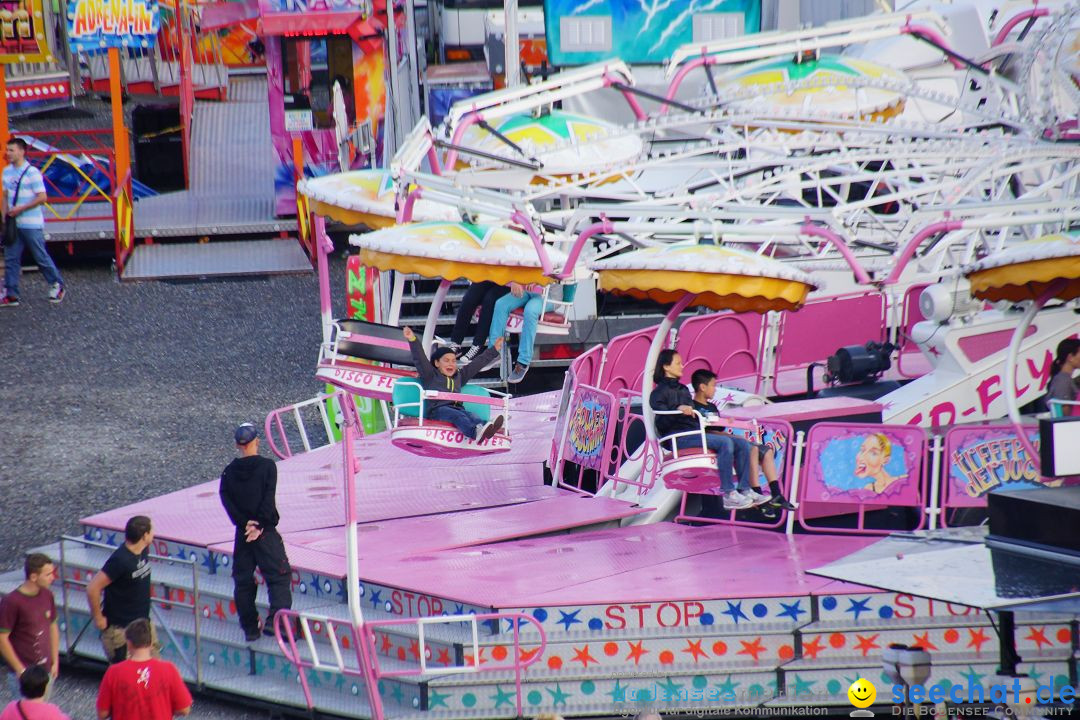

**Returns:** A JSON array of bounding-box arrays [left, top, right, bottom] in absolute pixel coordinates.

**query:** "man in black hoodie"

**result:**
[[219, 423, 293, 642]]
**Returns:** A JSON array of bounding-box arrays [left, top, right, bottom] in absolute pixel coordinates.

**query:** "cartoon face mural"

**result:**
[[806, 424, 924, 503]]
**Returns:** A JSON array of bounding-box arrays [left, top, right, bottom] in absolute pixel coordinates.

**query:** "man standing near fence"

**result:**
[[219, 423, 293, 643], [0, 554, 59, 697], [1, 137, 64, 307], [86, 516, 158, 663]]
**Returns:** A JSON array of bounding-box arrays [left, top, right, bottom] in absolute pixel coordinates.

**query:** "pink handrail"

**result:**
[[663, 54, 713, 115], [901, 22, 966, 70], [510, 210, 555, 277], [882, 219, 965, 286], [557, 217, 614, 281], [397, 187, 423, 224], [800, 219, 873, 285], [992, 5, 1049, 47]]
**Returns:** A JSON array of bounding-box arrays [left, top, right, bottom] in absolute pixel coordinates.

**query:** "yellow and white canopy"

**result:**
[[349, 221, 567, 286], [459, 110, 644, 177], [964, 232, 1080, 303], [718, 55, 909, 121], [297, 169, 459, 229], [590, 240, 818, 313]]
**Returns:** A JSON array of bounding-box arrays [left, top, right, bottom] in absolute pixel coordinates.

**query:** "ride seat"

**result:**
[[330, 319, 415, 366], [391, 379, 493, 422]]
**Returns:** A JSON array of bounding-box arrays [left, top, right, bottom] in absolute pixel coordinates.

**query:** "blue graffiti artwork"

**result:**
[[819, 433, 909, 496], [568, 398, 607, 466], [544, 0, 761, 66]]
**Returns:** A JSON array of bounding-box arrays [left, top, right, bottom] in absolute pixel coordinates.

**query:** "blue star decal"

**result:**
[[845, 597, 872, 620], [777, 600, 806, 621], [716, 675, 739, 699], [721, 601, 749, 624], [173, 546, 188, 562], [308, 574, 324, 597], [280, 661, 293, 679], [792, 675, 816, 698], [369, 589, 383, 608], [490, 685, 515, 708], [335, 580, 347, 601], [547, 683, 571, 706], [657, 677, 684, 699], [960, 666, 985, 686], [1025, 666, 1044, 684], [427, 688, 450, 709], [453, 603, 465, 615], [200, 552, 218, 575], [105, 532, 118, 547], [556, 609, 583, 630], [391, 683, 404, 704], [607, 679, 628, 703]]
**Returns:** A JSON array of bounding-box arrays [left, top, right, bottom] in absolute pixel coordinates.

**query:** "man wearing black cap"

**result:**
[[219, 423, 293, 642]]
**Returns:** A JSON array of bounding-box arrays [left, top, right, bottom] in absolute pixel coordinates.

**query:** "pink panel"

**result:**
[[570, 344, 604, 387], [798, 422, 928, 534], [675, 312, 764, 393], [956, 325, 1037, 364], [598, 325, 659, 395], [897, 283, 930, 379], [774, 292, 887, 396]]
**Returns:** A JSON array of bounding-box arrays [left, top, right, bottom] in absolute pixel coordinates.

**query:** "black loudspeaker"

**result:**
[[132, 104, 185, 193], [987, 486, 1080, 557]]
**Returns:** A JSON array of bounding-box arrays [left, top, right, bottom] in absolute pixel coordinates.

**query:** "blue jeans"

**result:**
[[674, 433, 751, 493], [4, 226, 62, 299], [429, 404, 483, 439], [489, 292, 542, 366]]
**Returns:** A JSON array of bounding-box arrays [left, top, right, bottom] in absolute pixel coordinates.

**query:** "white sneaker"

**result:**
[[48, 283, 65, 303], [723, 490, 753, 510], [459, 345, 483, 364], [745, 488, 772, 507]]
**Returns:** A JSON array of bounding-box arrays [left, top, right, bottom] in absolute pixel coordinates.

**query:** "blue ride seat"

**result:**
[[391, 379, 493, 422]]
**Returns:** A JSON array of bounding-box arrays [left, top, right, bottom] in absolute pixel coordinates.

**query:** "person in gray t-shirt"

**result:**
[[1047, 338, 1080, 414]]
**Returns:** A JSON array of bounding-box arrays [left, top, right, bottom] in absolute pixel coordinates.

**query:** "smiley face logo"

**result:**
[[848, 678, 876, 708]]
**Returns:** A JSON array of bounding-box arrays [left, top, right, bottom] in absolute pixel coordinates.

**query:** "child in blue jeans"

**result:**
[[404, 327, 505, 442]]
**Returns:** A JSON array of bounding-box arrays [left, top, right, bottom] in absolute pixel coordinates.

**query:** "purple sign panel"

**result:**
[[804, 423, 926, 504], [943, 425, 1052, 508], [562, 385, 615, 472]]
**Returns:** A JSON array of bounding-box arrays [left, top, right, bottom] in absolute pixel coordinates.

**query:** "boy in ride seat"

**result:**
[[404, 327, 506, 443]]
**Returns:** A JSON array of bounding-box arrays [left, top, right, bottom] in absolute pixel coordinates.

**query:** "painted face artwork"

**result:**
[[854, 435, 888, 479]]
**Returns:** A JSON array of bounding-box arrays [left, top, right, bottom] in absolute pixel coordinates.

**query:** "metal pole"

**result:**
[[504, 0, 520, 88], [384, 2, 400, 163], [421, 279, 451, 356], [997, 610, 1020, 676], [314, 216, 334, 347], [192, 564, 202, 688]]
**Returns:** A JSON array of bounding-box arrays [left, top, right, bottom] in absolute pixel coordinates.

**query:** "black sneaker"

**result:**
[[769, 495, 796, 511], [244, 627, 261, 643], [0, 296, 19, 307]]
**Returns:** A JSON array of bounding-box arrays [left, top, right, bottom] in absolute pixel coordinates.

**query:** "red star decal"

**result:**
[[911, 632, 938, 651], [572, 645, 598, 668], [801, 637, 826, 660], [854, 634, 881, 657], [738, 637, 766, 662], [519, 647, 541, 663], [435, 648, 452, 666], [214, 600, 227, 620], [1026, 627, 1051, 650], [464, 648, 487, 666], [723, 393, 736, 403], [625, 640, 649, 665], [967, 628, 990, 653], [408, 639, 420, 660], [380, 634, 393, 654], [682, 639, 709, 662]]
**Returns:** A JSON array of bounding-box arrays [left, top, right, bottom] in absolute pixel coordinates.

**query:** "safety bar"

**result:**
[[1048, 399, 1080, 419], [392, 381, 512, 435], [265, 390, 362, 460]]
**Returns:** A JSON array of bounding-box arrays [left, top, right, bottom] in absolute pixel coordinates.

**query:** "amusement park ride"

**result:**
[[4, 1, 1080, 719]]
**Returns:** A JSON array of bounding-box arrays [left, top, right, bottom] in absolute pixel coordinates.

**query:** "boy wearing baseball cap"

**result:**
[[219, 424, 292, 642]]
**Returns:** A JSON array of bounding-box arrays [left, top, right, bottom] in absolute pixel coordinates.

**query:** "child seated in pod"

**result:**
[[403, 327, 506, 443]]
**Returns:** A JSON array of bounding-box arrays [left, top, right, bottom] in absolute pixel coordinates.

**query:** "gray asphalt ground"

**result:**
[[0, 253, 347, 718]]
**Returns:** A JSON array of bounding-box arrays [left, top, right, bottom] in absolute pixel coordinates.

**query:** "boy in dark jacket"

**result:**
[[403, 327, 505, 442]]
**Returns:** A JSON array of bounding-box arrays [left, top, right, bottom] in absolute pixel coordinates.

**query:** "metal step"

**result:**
[[122, 239, 312, 280]]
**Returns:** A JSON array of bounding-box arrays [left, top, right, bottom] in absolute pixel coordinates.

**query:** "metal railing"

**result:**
[[58, 535, 202, 686], [275, 609, 547, 719], [265, 391, 374, 459]]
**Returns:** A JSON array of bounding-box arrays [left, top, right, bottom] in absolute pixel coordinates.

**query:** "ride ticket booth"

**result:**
[[255, 0, 399, 216]]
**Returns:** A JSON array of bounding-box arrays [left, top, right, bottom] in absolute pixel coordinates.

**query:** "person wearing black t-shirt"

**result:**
[[86, 515, 157, 663], [220, 423, 293, 643]]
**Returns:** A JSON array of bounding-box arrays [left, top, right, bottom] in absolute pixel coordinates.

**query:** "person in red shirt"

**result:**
[[0, 554, 59, 696], [96, 619, 191, 720]]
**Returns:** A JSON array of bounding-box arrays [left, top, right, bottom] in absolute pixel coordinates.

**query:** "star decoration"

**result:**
[[657, 677, 684, 699], [722, 393, 736, 403], [369, 589, 383, 608], [607, 679, 628, 703], [335, 580, 346, 601], [854, 634, 880, 657], [308, 574, 324, 597], [960, 666, 985, 687], [556, 609, 583, 630], [380, 634, 393, 653], [1026, 627, 1051, 650], [967, 628, 990, 652], [911, 632, 938, 651], [426, 688, 450, 709], [683, 639, 709, 662], [408, 639, 420, 660], [200, 552, 218, 575], [490, 685, 515, 708], [625, 640, 649, 664], [391, 684, 404, 704], [1025, 665, 1045, 684], [546, 683, 571, 706], [845, 597, 872, 620], [435, 648, 451, 666], [716, 674, 739, 698], [738, 637, 766, 661], [572, 645, 597, 668], [792, 674, 816, 698], [453, 603, 465, 615], [464, 648, 486, 666], [801, 636, 826, 660], [777, 600, 806, 621], [105, 532, 118, 546], [721, 601, 749, 624], [929, 346, 942, 357], [519, 647, 541, 663]]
